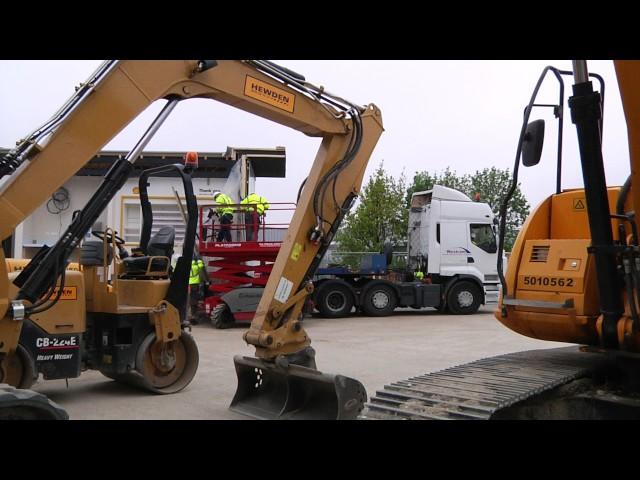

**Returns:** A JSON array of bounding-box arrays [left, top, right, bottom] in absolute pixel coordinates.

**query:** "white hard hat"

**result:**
[[211, 190, 222, 199]]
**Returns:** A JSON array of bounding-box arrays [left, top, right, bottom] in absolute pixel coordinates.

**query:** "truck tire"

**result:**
[[437, 302, 448, 314], [315, 282, 354, 318], [446, 281, 481, 315], [362, 284, 397, 317]]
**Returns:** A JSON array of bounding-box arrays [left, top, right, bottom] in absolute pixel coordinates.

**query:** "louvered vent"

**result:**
[[530, 245, 550, 262]]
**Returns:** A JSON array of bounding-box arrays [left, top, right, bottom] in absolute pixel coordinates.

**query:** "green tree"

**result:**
[[406, 167, 529, 251], [469, 167, 529, 251], [336, 162, 407, 255]]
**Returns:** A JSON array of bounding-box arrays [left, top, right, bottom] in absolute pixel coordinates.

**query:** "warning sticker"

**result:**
[[573, 198, 586, 211], [291, 242, 303, 261], [274, 277, 294, 304], [244, 75, 296, 113]]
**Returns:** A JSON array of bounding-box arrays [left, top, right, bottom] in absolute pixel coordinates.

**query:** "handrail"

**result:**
[[198, 202, 296, 244]]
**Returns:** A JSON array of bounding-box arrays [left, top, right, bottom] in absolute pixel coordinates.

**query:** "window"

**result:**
[[122, 197, 187, 246], [470, 224, 497, 253], [123, 203, 142, 243]]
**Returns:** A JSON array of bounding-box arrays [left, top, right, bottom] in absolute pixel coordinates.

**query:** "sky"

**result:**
[[0, 60, 632, 212]]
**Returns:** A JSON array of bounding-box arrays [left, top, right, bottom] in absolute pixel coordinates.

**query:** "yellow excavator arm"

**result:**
[[0, 60, 383, 419]]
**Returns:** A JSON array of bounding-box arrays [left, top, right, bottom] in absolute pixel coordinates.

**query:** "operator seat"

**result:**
[[121, 226, 175, 278], [80, 241, 114, 266]]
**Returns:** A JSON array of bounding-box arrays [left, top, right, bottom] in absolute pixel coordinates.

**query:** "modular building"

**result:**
[[0, 146, 286, 259]]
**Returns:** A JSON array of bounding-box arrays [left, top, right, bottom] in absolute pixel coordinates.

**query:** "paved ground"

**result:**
[[34, 306, 565, 420]]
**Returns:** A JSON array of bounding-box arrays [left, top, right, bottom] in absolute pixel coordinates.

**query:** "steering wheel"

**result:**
[[92, 230, 126, 246]]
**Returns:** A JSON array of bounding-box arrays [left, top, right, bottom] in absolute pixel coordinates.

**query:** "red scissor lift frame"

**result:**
[[198, 202, 295, 322]]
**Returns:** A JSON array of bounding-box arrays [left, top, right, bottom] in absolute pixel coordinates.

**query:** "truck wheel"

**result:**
[[446, 281, 481, 315], [362, 284, 397, 317], [316, 282, 354, 318], [436, 302, 448, 314]]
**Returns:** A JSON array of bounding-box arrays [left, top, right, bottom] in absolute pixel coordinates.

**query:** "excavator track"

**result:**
[[360, 346, 609, 420], [0, 384, 68, 420]]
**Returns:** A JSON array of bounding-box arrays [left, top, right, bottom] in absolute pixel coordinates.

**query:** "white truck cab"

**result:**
[[409, 185, 500, 305]]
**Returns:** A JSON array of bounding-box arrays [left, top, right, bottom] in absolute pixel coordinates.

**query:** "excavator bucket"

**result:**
[[230, 355, 367, 420]]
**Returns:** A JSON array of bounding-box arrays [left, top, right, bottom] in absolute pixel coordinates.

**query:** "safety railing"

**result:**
[[198, 202, 296, 245]]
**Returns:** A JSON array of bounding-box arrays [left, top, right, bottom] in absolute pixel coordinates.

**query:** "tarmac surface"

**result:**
[[34, 306, 565, 420]]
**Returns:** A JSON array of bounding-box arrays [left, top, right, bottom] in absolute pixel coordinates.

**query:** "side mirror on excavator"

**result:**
[[521, 119, 545, 167]]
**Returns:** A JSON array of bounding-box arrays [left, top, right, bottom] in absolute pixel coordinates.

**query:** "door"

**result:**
[[438, 221, 470, 272], [468, 223, 498, 277]]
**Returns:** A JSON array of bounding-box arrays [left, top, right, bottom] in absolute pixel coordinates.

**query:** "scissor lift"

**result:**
[[198, 202, 295, 326]]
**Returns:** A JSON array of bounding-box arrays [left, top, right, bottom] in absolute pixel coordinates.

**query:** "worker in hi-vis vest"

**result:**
[[209, 190, 234, 242], [241, 193, 270, 241], [188, 254, 206, 323]]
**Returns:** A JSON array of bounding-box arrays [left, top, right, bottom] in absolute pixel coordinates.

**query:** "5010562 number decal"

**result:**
[[522, 276, 574, 287]]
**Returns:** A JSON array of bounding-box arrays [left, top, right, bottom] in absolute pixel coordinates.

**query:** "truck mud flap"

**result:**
[[230, 355, 367, 420]]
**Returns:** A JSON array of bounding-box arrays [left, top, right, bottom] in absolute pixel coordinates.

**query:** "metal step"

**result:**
[[359, 346, 605, 420]]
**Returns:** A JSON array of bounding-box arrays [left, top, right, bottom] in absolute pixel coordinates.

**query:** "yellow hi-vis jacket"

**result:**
[[241, 193, 270, 216], [190, 259, 205, 285], [214, 193, 234, 216]]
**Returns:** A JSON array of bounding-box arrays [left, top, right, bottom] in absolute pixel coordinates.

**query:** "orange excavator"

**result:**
[[362, 61, 640, 419]]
